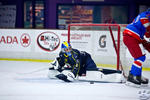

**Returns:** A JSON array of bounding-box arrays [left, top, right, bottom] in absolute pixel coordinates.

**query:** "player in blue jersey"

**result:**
[[123, 8, 150, 86], [49, 41, 97, 82]]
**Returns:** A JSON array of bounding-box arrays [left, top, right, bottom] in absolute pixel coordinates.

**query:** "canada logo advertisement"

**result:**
[[37, 31, 60, 52], [20, 33, 31, 47]]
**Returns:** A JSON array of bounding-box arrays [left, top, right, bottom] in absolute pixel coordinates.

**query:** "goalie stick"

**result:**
[[17, 66, 49, 75], [16, 66, 125, 83], [17, 60, 57, 75], [17, 58, 125, 83]]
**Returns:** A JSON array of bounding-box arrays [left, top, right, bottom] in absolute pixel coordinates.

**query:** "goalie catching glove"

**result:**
[[49, 58, 60, 70], [56, 70, 75, 82], [48, 58, 62, 79]]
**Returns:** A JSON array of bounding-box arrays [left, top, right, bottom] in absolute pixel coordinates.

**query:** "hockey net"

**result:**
[[68, 23, 131, 78]]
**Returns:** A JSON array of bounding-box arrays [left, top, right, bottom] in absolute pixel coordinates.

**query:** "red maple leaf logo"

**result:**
[[22, 36, 29, 44], [20, 33, 31, 47]]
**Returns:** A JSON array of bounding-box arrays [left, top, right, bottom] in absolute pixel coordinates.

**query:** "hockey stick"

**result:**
[[78, 80, 123, 84], [17, 66, 50, 75], [55, 67, 122, 75]]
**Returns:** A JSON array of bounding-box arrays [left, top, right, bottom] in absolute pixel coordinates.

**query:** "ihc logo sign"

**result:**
[[37, 31, 60, 52], [138, 89, 150, 100]]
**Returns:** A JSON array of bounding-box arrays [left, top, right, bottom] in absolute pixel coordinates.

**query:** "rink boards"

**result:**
[[0, 29, 150, 71]]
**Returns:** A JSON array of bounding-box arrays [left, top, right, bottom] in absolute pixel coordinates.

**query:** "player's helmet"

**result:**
[[61, 41, 72, 56]]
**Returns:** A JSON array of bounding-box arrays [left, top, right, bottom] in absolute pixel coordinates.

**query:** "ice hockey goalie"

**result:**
[[47, 41, 125, 83]]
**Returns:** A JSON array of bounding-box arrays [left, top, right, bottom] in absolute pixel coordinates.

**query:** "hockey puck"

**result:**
[[90, 81, 94, 84]]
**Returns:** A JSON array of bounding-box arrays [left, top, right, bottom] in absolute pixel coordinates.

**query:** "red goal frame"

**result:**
[[68, 23, 122, 70]]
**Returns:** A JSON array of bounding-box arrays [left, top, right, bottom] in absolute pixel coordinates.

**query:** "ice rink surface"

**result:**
[[0, 60, 150, 100]]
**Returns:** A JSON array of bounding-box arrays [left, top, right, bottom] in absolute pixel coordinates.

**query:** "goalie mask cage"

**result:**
[[68, 23, 130, 77]]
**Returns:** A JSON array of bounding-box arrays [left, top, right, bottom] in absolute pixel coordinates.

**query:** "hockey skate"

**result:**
[[126, 72, 149, 88], [126, 72, 141, 87], [139, 76, 149, 87]]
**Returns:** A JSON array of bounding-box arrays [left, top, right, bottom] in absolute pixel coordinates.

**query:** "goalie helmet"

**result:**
[[61, 41, 72, 56]]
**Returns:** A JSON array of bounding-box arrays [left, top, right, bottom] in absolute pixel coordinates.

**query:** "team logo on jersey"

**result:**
[[64, 59, 68, 62], [37, 31, 60, 52]]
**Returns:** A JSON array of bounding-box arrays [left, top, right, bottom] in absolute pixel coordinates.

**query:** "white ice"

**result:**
[[0, 60, 150, 100]]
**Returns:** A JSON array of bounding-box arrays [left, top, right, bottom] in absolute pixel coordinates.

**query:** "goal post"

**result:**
[[68, 23, 129, 77]]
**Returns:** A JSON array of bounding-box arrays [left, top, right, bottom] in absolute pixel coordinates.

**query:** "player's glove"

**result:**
[[142, 39, 150, 52], [145, 32, 150, 38], [145, 26, 150, 38], [56, 70, 75, 82]]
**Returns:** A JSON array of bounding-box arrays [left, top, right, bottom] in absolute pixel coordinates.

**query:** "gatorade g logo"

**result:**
[[99, 35, 106, 48], [37, 31, 60, 52]]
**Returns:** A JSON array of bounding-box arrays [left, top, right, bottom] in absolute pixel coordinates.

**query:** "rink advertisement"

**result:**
[[93, 31, 117, 56], [0, 29, 31, 52], [68, 31, 92, 54], [0, 29, 150, 68], [34, 30, 67, 53], [37, 31, 60, 52]]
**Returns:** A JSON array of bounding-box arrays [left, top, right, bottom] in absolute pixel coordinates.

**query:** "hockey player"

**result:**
[[48, 41, 97, 82], [123, 8, 150, 86]]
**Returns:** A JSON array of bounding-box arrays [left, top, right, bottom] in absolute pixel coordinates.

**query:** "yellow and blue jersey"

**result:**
[[57, 49, 97, 77]]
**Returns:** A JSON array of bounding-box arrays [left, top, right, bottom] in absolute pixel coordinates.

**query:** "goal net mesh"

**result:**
[[68, 24, 131, 77]]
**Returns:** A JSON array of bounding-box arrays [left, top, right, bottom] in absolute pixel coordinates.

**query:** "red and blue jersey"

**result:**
[[124, 11, 150, 42]]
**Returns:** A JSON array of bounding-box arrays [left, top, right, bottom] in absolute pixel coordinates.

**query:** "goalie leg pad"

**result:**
[[78, 70, 125, 83]]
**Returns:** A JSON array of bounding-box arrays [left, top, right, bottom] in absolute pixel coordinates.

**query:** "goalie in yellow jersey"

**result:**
[[48, 41, 125, 83]]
